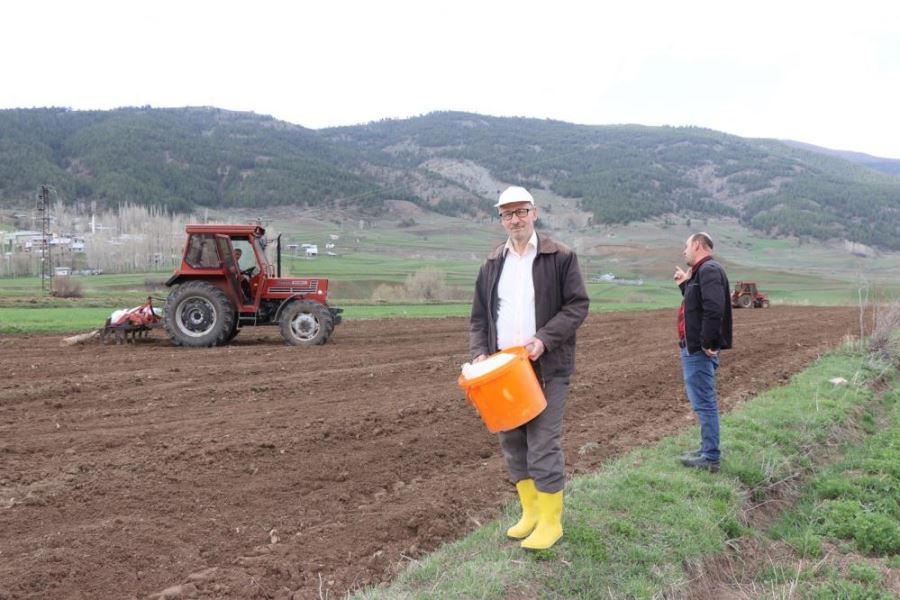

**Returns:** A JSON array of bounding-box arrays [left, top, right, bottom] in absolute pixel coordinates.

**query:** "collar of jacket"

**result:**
[[486, 232, 561, 261]]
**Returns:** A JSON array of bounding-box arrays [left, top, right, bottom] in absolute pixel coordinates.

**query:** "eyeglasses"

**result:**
[[499, 208, 533, 221]]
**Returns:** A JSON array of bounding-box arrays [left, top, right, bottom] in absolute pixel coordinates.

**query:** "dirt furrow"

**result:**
[[0, 306, 858, 599]]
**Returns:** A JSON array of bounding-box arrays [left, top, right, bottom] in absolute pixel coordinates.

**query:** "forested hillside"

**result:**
[[0, 108, 392, 213], [2, 108, 899, 249], [782, 140, 900, 177], [325, 113, 900, 250]]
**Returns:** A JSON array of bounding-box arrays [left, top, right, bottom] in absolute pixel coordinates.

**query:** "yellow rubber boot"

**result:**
[[506, 479, 539, 539], [521, 489, 563, 550]]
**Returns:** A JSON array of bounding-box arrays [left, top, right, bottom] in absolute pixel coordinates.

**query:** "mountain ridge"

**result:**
[[1, 107, 899, 249]]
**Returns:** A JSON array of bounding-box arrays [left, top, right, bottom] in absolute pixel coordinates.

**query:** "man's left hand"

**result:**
[[525, 337, 545, 360], [702, 347, 719, 358]]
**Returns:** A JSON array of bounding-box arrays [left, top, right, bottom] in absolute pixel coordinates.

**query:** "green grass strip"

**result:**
[[0, 301, 678, 334], [0, 304, 478, 334], [0, 307, 116, 334], [755, 386, 899, 599], [350, 347, 896, 599], [769, 387, 899, 558]]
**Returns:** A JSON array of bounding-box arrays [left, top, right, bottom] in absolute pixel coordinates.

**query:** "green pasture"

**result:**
[[2, 211, 899, 334], [589, 217, 900, 287], [0, 250, 895, 334]]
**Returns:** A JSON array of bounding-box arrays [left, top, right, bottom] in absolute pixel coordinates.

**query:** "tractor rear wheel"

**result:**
[[165, 281, 236, 347], [737, 294, 752, 308], [225, 320, 240, 342], [280, 300, 334, 346]]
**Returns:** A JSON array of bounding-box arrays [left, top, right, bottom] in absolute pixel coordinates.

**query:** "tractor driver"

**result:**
[[233, 248, 253, 302]]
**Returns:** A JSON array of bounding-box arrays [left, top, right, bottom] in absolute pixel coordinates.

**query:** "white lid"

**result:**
[[461, 351, 515, 380]]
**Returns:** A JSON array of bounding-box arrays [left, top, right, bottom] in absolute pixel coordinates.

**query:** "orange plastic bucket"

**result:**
[[457, 346, 547, 433]]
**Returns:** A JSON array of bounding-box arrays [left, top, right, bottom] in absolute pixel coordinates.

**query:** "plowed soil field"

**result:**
[[0, 306, 858, 599]]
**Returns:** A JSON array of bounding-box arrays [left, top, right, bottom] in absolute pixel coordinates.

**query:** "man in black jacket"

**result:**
[[470, 186, 589, 550], [673, 232, 732, 472]]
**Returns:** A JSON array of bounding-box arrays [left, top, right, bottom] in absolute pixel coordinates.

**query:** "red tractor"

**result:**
[[731, 281, 770, 308], [164, 224, 341, 347]]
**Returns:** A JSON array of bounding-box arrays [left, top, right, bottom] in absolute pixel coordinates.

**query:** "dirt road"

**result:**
[[0, 307, 859, 599]]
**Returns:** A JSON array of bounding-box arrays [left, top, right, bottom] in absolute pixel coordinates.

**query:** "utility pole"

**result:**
[[38, 185, 52, 293]]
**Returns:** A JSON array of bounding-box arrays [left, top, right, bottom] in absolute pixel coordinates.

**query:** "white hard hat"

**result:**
[[495, 186, 535, 208]]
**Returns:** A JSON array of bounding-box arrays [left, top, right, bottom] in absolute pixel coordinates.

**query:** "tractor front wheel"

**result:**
[[165, 281, 236, 347], [280, 300, 334, 346], [761, 299, 770, 308]]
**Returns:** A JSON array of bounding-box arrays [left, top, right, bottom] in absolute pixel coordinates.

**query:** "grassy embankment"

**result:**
[[349, 341, 899, 599]]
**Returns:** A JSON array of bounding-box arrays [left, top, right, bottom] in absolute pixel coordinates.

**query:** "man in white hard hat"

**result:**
[[469, 185, 589, 550]]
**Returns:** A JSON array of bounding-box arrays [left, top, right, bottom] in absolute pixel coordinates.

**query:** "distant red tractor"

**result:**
[[164, 224, 341, 347], [731, 281, 770, 308]]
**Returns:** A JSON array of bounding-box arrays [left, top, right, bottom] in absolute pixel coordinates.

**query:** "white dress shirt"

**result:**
[[496, 231, 537, 350]]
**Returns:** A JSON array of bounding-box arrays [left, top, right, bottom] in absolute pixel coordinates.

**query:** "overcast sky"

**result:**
[[5, 1, 900, 157]]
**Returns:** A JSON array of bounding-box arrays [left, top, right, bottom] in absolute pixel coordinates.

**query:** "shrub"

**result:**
[[51, 276, 83, 298], [371, 284, 401, 303], [403, 267, 448, 302], [823, 500, 863, 539], [809, 579, 892, 600], [853, 513, 900, 555], [847, 562, 881, 585], [788, 531, 824, 558], [868, 302, 900, 364]]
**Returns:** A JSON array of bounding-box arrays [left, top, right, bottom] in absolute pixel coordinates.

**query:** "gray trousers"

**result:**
[[498, 376, 569, 493]]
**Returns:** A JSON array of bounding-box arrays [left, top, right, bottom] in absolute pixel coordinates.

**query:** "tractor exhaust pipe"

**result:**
[[276, 234, 282, 277]]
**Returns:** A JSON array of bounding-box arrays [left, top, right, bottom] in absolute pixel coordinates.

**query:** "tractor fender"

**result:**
[[165, 273, 223, 287], [165, 273, 183, 287], [273, 294, 309, 322]]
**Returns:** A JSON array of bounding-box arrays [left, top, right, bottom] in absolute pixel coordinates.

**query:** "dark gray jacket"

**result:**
[[469, 233, 589, 379]]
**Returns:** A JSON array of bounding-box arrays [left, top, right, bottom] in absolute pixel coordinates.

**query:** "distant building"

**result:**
[[6, 231, 42, 252]]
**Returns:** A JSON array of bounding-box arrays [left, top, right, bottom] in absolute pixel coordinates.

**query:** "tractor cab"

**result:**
[[176, 225, 269, 311]]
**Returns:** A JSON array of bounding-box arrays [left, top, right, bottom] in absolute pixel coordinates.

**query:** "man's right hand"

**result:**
[[473, 354, 487, 363], [673, 266, 690, 285]]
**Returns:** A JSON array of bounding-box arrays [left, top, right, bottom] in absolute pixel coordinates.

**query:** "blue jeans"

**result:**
[[680, 347, 721, 461]]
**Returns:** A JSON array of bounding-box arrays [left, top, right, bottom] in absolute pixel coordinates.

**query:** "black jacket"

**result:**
[[470, 233, 589, 378], [679, 258, 732, 353]]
